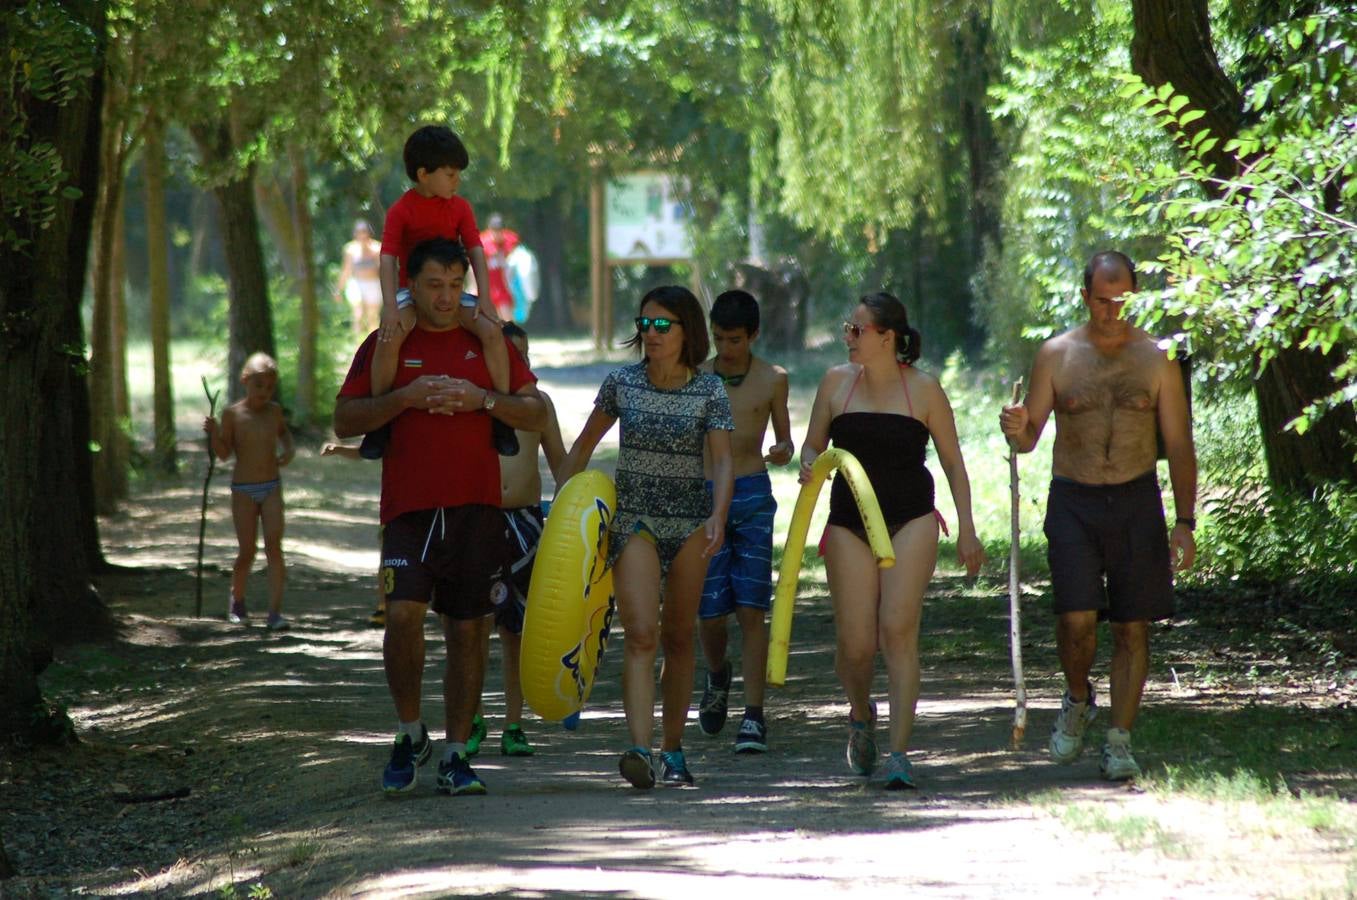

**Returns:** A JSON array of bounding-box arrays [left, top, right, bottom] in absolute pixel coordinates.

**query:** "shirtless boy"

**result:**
[[466, 323, 567, 758], [696, 289, 794, 753], [205, 353, 296, 630], [1000, 251, 1197, 781]]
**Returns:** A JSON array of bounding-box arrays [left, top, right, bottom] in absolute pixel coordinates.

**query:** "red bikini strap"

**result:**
[[842, 367, 865, 411], [899, 364, 915, 418]]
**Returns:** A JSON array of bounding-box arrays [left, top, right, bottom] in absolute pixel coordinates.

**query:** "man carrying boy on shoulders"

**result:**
[[334, 237, 545, 797]]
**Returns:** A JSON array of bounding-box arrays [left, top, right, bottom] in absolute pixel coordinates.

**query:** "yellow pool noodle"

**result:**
[[766, 448, 895, 687]]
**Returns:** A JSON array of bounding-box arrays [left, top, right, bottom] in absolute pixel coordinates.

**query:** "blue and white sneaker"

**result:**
[[436, 753, 487, 795], [846, 707, 879, 776], [882, 752, 917, 790], [734, 716, 767, 754], [381, 726, 432, 794], [659, 748, 695, 786]]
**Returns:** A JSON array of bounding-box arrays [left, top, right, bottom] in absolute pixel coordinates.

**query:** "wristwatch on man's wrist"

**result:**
[[482, 390, 497, 412], [1176, 515, 1196, 531]]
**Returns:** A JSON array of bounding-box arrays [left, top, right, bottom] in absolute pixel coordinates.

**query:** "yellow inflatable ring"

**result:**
[[521, 469, 617, 722], [766, 448, 894, 686]]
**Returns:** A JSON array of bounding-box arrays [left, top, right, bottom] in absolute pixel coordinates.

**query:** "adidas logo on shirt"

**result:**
[[465, 350, 479, 360]]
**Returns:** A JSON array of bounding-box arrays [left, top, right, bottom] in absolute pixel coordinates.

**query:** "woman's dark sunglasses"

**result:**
[[842, 321, 884, 338], [635, 316, 675, 334]]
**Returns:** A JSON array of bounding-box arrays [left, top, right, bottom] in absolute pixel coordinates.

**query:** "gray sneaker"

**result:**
[[846, 707, 879, 775], [1049, 686, 1097, 763], [1100, 728, 1142, 781]]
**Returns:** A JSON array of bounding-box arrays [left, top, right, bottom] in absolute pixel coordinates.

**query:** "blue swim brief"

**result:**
[[700, 471, 776, 618], [231, 479, 280, 504]]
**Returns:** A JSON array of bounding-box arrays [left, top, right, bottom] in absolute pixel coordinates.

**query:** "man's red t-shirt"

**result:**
[[337, 326, 535, 523], [380, 190, 483, 288]]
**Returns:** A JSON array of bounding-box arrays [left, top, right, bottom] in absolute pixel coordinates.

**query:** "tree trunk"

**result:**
[[255, 171, 304, 282], [144, 113, 177, 473], [290, 145, 318, 426], [1254, 346, 1357, 492], [525, 186, 571, 330], [1, 0, 109, 744], [955, 7, 1003, 355], [113, 199, 130, 455], [1130, 0, 1357, 491], [90, 75, 130, 512], [191, 119, 276, 403]]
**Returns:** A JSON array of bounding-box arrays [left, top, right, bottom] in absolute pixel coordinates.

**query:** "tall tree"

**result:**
[[88, 29, 138, 511], [143, 111, 176, 472], [1130, 0, 1357, 491], [1, 0, 109, 743]]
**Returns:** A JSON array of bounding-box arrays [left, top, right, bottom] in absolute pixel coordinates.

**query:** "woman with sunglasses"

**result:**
[[559, 285, 735, 789], [800, 292, 985, 790]]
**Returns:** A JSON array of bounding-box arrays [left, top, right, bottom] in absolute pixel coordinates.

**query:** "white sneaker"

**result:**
[[1100, 728, 1141, 781], [1049, 686, 1097, 763]]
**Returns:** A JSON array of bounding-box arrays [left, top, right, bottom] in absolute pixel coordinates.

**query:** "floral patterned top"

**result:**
[[595, 361, 735, 573]]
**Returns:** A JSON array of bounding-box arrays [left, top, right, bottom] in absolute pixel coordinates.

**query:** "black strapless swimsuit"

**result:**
[[825, 366, 938, 542]]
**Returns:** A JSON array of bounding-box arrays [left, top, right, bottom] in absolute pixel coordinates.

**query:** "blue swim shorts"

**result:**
[[700, 471, 776, 619]]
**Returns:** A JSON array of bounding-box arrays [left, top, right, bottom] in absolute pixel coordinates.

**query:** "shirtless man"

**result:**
[[1000, 250, 1197, 781], [696, 290, 794, 754]]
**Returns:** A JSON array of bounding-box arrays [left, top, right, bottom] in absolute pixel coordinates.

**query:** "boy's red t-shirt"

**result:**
[[380, 190, 483, 287], [337, 326, 535, 523]]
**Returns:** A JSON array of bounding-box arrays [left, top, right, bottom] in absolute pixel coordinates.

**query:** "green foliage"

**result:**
[[0, 0, 100, 252], [1161, 381, 1357, 613], [979, 5, 1180, 365], [1125, 6, 1357, 432]]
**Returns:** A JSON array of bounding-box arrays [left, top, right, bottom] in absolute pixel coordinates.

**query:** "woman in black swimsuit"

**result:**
[[800, 292, 984, 790]]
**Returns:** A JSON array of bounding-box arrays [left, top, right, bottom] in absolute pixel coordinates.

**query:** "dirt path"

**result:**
[[1, 341, 1351, 898]]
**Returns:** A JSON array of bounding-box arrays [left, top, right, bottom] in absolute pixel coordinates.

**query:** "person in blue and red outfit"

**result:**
[[334, 237, 545, 798]]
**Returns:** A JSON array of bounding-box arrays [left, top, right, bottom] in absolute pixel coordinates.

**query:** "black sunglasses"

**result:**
[[635, 316, 675, 334], [842, 320, 885, 338]]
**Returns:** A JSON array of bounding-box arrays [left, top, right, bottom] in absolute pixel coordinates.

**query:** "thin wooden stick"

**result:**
[[195, 376, 220, 618], [1007, 377, 1027, 748]]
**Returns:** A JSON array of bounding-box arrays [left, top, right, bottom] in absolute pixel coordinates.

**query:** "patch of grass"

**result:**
[[1133, 705, 1357, 790], [283, 839, 320, 868], [1058, 806, 1189, 857]]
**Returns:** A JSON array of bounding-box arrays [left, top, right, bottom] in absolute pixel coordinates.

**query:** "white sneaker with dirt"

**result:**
[[1100, 728, 1142, 781], [1049, 686, 1097, 763]]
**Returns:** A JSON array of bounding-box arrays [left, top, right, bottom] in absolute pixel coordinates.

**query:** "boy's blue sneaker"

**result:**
[[734, 716, 767, 754], [619, 747, 655, 789], [359, 424, 390, 460], [562, 710, 580, 731], [466, 713, 488, 756], [436, 753, 487, 796], [882, 752, 917, 791], [659, 748, 695, 787], [698, 662, 732, 736], [381, 726, 432, 794]]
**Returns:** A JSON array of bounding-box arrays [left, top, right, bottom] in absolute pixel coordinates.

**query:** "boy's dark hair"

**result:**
[[709, 289, 760, 335], [1083, 250, 1137, 290], [502, 322, 527, 342], [407, 238, 469, 281], [859, 291, 922, 365], [404, 125, 470, 182], [624, 285, 710, 369]]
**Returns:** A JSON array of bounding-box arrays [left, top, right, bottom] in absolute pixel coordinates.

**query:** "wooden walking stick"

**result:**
[[1007, 377, 1028, 748], [195, 376, 220, 618]]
